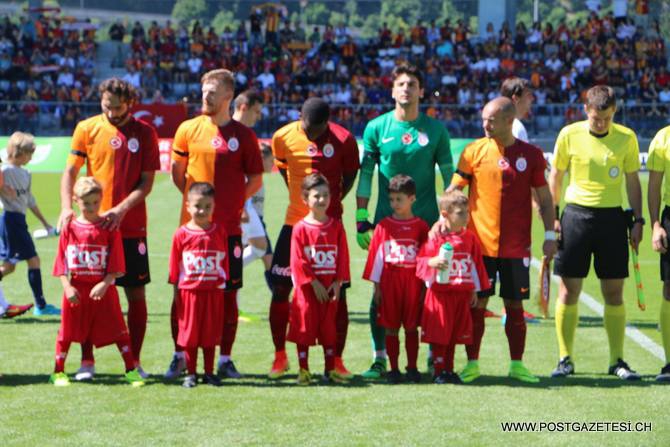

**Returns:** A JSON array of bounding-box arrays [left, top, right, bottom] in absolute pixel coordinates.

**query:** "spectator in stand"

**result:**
[[109, 20, 126, 68]]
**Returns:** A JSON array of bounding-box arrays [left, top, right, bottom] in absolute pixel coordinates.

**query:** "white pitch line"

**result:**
[[530, 258, 665, 361]]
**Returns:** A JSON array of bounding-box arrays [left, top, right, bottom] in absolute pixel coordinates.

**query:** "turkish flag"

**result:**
[[131, 103, 188, 138]]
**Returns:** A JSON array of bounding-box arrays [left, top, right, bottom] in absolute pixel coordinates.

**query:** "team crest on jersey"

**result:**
[[228, 137, 239, 152], [401, 133, 413, 145], [417, 132, 429, 147], [498, 157, 510, 169], [128, 138, 140, 153], [609, 166, 619, 178], [211, 136, 223, 149], [306, 144, 318, 157], [323, 143, 335, 158], [110, 136, 123, 150], [304, 244, 337, 274], [515, 157, 527, 172]]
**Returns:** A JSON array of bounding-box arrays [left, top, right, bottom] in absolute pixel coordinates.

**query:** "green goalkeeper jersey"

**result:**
[[357, 111, 453, 225]]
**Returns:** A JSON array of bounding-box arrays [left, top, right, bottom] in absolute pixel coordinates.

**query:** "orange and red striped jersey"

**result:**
[[172, 115, 264, 235], [272, 121, 360, 226], [452, 138, 547, 258], [68, 114, 160, 238]]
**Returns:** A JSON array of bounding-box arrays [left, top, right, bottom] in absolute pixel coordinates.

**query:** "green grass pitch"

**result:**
[[1, 172, 668, 446]]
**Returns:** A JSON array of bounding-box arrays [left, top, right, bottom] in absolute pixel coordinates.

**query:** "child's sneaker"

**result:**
[[135, 365, 149, 379], [386, 369, 403, 384], [182, 374, 197, 388], [361, 358, 386, 379], [125, 369, 146, 387], [75, 364, 95, 381], [268, 351, 289, 379], [459, 360, 481, 383], [203, 373, 222, 387], [33, 304, 61, 316], [164, 353, 186, 380], [217, 360, 242, 379], [325, 369, 349, 384], [297, 368, 312, 386], [333, 357, 353, 379], [1, 303, 33, 319], [49, 372, 70, 387], [405, 367, 422, 383]]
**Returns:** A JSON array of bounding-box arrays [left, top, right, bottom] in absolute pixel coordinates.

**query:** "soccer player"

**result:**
[[168, 182, 228, 388], [50, 177, 144, 387], [416, 190, 489, 384], [362, 174, 428, 384], [0, 132, 59, 316], [57, 78, 160, 380], [287, 173, 350, 385], [449, 97, 556, 383], [647, 124, 670, 382], [356, 64, 453, 379], [268, 97, 359, 379], [169, 69, 264, 380], [549, 85, 643, 380]]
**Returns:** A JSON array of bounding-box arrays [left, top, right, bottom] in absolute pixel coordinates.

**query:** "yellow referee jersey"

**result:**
[[647, 126, 670, 205], [553, 121, 640, 208]]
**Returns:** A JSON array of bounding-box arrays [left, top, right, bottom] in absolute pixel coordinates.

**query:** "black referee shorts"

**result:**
[[659, 206, 670, 281], [554, 204, 629, 279]]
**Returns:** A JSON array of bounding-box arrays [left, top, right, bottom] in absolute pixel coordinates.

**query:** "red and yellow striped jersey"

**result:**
[[172, 115, 264, 235], [68, 114, 160, 238], [272, 121, 360, 226], [452, 138, 547, 258]]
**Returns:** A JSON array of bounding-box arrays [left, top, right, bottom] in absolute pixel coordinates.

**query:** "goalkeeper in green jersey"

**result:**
[[355, 64, 454, 378]]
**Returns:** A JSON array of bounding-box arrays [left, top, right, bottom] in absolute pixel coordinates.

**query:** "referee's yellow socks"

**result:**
[[660, 299, 670, 362], [555, 302, 578, 359], [604, 303, 626, 366]]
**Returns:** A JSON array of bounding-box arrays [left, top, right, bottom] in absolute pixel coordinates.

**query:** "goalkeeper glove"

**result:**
[[356, 208, 374, 249]]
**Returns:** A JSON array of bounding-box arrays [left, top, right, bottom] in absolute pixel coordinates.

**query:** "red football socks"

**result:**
[[385, 334, 400, 370], [116, 335, 135, 372], [185, 347, 198, 375], [324, 345, 335, 372], [405, 330, 419, 369], [203, 347, 215, 375], [431, 343, 447, 375], [270, 300, 290, 352], [445, 344, 456, 373], [81, 341, 94, 363], [335, 295, 349, 357], [297, 344, 309, 370], [505, 307, 526, 361], [54, 340, 71, 373], [221, 291, 239, 356], [466, 307, 486, 361], [127, 298, 147, 363]]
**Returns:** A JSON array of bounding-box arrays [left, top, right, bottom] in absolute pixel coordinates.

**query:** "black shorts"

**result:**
[[554, 204, 629, 279], [659, 206, 670, 281], [226, 234, 243, 291], [116, 237, 150, 288], [478, 257, 530, 300], [270, 225, 293, 288]]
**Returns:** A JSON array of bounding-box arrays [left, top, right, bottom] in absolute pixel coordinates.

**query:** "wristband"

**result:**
[[356, 208, 369, 222], [545, 230, 557, 241]]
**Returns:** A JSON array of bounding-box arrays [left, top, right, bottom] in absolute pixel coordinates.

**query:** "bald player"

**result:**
[[449, 97, 557, 383]]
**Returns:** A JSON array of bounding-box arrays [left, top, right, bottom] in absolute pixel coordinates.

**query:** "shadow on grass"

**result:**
[[0, 373, 155, 387], [6, 317, 60, 325], [534, 316, 661, 330], [467, 374, 662, 388]]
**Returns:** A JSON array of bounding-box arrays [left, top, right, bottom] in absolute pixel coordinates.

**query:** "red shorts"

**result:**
[[287, 284, 337, 346], [420, 289, 473, 346], [377, 269, 423, 330], [57, 280, 128, 348], [176, 288, 225, 348]]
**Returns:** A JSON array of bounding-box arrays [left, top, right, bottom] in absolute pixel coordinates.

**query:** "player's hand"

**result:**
[[241, 208, 250, 223], [57, 208, 75, 233], [356, 209, 374, 249], [101, 208, 125, 231], [65, 286, 79, 305], [428, 255, 448, 270], [373, 283, 381, 306], [630, 222, 643, 252], [542, 240, 558, 261], [470, 292, 478, 308], [553, 218, 561, 239], [652, 223, 668, 254], [90, 282, 109, 300], [328, 281, 341, 302], [311, 279, 329, 303], [428, 219, 448, 239]]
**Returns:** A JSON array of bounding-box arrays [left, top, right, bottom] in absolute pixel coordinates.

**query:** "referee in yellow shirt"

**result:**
[[646, 125, 670, 382], [549, 85, 643, 380]]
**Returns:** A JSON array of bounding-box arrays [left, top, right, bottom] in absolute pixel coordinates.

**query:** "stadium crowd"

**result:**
[[0, 8, 668, 137]]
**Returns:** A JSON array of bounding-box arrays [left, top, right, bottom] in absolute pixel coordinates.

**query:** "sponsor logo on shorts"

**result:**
[[515, 157, 527, 172], [138, 273, 149, 280], [523, 257, 530, 268], [401, 133, 413, 145], [417, 132, 429, 147], [383, 239, 418, 266], [228, 137, 239, 152], [520, 287, 529, 293], [304, 244, 338, 274], [182, 250, 227, 281], [128, 138, 140, 153], [233, 244, 242, 259], [323, 143, 334, 158], [110, 136, 123, 150], [138, 241, 147, 255], [66, 244, 108, 271], [271, 265, 291, 277]]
